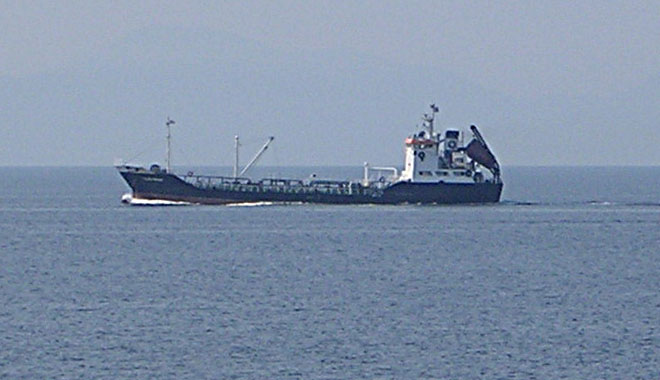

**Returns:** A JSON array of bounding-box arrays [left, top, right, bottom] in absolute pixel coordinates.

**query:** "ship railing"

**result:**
[[180, 173, 382, 196], [181, 174, 253, 187], [362, 165, 399, 188], [369, 181, 393, 190]]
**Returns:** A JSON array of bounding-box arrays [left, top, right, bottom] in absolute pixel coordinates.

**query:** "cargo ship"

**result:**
[[116, 105, 503, 205]]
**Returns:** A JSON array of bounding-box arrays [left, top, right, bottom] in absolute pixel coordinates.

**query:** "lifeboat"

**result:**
[[404, 137, 436, 146]]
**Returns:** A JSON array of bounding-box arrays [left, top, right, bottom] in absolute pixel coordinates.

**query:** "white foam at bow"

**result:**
[[121, 193, 191, 206]]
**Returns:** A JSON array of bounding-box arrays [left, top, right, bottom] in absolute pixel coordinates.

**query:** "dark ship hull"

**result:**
[[117, 105, 505, 205], [118, 167, 503, 205]]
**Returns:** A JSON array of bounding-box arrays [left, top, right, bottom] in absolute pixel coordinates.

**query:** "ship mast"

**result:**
[[165, 118, 175, 173], [422, 104, 439, 138], [232, 135, 275, 178], [233, 135, 240, 178]]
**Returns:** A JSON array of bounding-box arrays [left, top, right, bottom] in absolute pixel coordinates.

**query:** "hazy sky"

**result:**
[[1, 1, 659, 167]]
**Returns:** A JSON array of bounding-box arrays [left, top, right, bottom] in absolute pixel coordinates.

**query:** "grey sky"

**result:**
[[1, 1, 659, 167]]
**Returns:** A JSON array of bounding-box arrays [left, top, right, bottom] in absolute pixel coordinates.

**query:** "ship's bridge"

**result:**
[[397, 105, 499, 185]]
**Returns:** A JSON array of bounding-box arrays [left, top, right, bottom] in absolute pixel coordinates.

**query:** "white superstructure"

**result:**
[[397, 105, 497, 184]]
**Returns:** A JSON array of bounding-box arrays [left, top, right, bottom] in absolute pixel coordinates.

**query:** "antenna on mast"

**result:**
[[422, 104, 439, 137], [166, 117, 175, 173]]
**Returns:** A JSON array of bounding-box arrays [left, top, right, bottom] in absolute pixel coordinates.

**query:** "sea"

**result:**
[[0, 166, 658, 379]]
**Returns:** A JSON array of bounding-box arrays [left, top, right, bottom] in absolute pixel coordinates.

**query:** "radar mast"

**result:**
[[165, 118, 175, 173]]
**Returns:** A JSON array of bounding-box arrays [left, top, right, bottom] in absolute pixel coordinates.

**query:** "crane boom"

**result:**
[[239, 136, 274, 176]]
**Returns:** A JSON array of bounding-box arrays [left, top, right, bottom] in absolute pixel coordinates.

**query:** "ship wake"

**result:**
[[121, 193, 192, 206], [226, 201, 304, 207]]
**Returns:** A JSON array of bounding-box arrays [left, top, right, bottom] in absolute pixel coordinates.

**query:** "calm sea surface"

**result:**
[[1, 166, 659, 379]]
